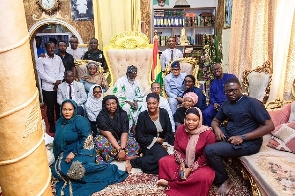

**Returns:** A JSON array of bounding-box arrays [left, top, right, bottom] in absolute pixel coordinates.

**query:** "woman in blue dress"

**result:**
[[51, 99, 128, 196]]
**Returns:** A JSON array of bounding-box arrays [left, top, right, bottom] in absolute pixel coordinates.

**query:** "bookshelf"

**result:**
[[152, 7, 216, 62]]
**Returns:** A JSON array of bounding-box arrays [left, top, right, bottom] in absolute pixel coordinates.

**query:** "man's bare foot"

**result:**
[[156, 179, 168, 186], [125, 160, 132, 173], [217, 178, 234, 196]]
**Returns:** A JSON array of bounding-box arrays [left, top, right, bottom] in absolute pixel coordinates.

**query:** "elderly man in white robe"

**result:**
[[113, 65, 144, 134]]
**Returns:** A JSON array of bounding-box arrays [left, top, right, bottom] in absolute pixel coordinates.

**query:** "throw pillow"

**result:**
[[288, 101, 295, 122], [267, 122, 295, 153], [268, 103, 291, 132]]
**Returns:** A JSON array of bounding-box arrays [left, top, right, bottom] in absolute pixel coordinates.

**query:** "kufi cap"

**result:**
[[127, 65, 137, 73]]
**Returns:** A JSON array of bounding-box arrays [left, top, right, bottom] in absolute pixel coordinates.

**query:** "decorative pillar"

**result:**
[[0, 0, 52, 195]]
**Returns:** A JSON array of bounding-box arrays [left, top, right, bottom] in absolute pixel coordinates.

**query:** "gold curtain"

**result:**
[[271, 0, 295, 100], [228, 0, 295, 101], [228, 0, 273, 78], [93, 0, 141, 49]]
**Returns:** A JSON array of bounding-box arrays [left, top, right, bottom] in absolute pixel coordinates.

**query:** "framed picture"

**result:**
[[153, 0, 169, 8], [70, 0, 94, 21], [224, 0, 233, 28]]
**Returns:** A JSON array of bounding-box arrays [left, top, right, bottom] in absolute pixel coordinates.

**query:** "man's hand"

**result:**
[[213, 103, 220, 110], [65, 152, 75, 163], [228, 135, 243, 145], [214, 128, 226, 141], [53, 80, 61, 91]]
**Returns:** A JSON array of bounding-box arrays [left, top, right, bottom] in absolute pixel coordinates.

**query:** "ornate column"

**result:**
[[0, 0, 52, 195]]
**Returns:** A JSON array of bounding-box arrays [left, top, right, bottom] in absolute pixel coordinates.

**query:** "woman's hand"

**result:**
[[157, 137, 164, 144], [179, 162, 186, 171], [117, 149, 126, 161], [183, 167, 192, 179], [65, 152, 75, 163]]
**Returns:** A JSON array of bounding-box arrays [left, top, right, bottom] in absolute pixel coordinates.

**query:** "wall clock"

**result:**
[[36, 0, 61, 15]]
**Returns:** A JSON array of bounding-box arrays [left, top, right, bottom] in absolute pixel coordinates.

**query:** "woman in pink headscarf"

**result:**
[[157, 107, 215, 196], [174, 92, 199, 130]]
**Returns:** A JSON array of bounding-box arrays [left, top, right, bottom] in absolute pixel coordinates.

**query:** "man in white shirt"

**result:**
[[57, 70, 87, 116], [160, 36, 183, 71], [36, 41, 65, 133], [141, 82, 175, 132], [66, 36, 84, 60]]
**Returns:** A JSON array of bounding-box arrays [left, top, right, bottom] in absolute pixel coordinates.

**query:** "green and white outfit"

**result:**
[[113, 75, 144, 131]]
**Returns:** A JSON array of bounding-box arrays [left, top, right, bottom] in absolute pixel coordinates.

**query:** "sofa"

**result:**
[[239, 100, 295, 196]]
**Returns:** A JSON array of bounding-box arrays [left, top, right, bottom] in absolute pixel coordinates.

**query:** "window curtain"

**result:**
[[228, 0, 295, 101], [93, 0, 141, 49]]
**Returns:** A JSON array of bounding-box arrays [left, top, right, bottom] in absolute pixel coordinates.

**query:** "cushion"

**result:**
[[288, 102, 295, 122], [268, 103, 291, 129], [180, 62, 193, 75], [267, 122, 295, 153]]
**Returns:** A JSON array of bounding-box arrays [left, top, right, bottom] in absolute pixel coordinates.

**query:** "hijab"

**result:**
[[85, 85, 103, 120], [53, 99, 79, 158], [185, 107, 212, 167]]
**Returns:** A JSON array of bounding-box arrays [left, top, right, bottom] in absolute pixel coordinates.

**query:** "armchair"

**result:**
[[242, 60, 273, 104], [163, 57, 199, 87], [103, 31, 153, 94]]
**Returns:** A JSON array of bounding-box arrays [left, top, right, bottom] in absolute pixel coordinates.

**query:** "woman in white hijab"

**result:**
[[85, 84, 103, 135]]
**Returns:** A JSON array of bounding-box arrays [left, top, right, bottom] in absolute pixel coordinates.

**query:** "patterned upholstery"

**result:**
[[242, 60, 273, 104], [103, 31, 153, 94]]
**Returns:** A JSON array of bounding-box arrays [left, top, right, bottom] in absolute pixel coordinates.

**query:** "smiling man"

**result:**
[[205, 77, 274, 195], [160, 36, 183, 71]]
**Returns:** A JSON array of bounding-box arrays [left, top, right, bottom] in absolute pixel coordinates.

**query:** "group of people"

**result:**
[[36, 36, 108, 133], [37, 36, 275, 196]]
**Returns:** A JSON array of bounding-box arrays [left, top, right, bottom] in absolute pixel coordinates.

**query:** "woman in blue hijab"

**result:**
[[51, 99, 128, 196]]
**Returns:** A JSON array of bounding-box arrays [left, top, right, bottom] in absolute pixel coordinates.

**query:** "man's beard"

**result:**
[[127, 77, 135, 84]]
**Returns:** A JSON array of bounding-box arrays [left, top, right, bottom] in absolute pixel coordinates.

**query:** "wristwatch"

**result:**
[[241, 134, 246, 141]]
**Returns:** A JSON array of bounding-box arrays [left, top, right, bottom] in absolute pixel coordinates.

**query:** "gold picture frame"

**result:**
[[224, 0, 233, 28]]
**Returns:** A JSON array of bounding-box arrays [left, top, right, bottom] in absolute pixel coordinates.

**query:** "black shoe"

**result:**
[[49, 124, 56, 133]]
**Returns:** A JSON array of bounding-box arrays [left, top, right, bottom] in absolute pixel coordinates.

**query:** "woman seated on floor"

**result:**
[[80, 61, 108, 93], [51, 99, 129, 196], [174, 92, 199, 130], [157, 107, 216, 196], [126, 93, 174, 174], [85, 84, 103, 134], [94, 95, 140, 164]]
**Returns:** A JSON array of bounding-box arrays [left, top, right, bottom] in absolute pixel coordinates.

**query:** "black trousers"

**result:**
[[42, 90, 60, 125]]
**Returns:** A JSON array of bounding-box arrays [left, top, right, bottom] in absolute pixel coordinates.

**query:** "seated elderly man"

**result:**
[[113, 65, 144, 133], [164, 61, 186, 114], [141, 82, 175, 132], [57, 70, 87, 115]]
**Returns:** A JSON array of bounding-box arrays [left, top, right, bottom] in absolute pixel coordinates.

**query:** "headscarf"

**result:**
[[185, 107, 212, 167], [97, 95, 129, 140], [183, 92, 199, 105], [53, 99, 80, 158], [85, 85, 103, 121]]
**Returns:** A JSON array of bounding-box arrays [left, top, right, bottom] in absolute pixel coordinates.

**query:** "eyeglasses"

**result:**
[[93, 91, 102, 94], [184, 80, 193, 83], [225, 88, 239, 94], [152, 87, 161, 89], [171, 68, 180, 71]]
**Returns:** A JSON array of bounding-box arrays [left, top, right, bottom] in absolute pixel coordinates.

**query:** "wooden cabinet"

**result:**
[[152, 7, 216, 62]]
